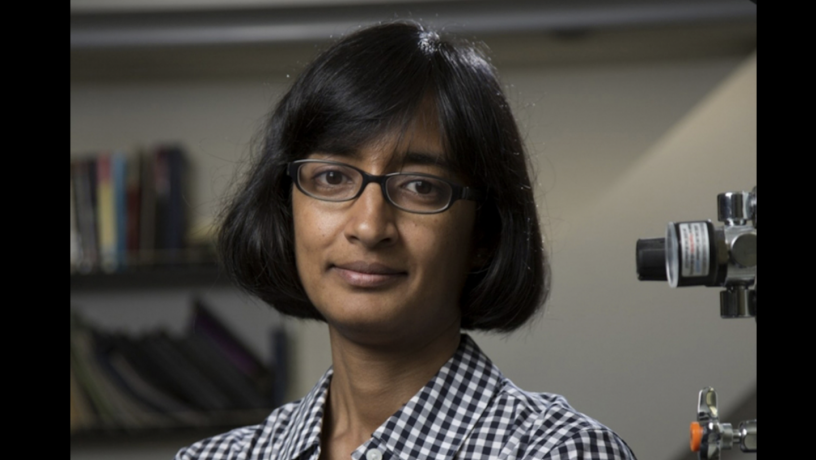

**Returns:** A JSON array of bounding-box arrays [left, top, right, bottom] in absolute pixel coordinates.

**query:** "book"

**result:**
[[70, 314, 110, 425], [71, 312, 167, 430], [153, 147, 170, 257], [71, 143, 196, 271], [96, 153, 117, 272], [112, 151, 128, 270], [166, 145, 188, 261], [110, 332, 198, 410], [137, 330, 234, 411], [70, 366, 94, 432], [139, 144, 191, 265], [70, 172, 81, 273], [69, 302, 282, 435], [70, 314, 117, 427], [95, 329, 217, 430], [87, 156, 98, 243], [139, 148, 156, 264], [176, 333, 269, 409], [189, 299, 271, 385], [87, 330, 168, 429], [125, 149, 142, 263], [72, 159, 98, 273], [104, 338, 206, 426]]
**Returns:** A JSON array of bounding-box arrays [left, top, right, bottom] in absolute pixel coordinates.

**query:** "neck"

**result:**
[[322, 320, 461, 450]]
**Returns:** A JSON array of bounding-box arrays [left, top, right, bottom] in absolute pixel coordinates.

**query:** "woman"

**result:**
[[177, 22, 636, 460]]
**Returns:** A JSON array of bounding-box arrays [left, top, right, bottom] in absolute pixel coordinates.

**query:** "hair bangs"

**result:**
[[283, 24, 442, 161]]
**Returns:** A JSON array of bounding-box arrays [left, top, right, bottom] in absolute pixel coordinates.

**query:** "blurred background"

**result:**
[[70, 0, 757, 459]]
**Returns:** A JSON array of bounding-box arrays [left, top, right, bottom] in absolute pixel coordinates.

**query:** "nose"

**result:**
[[343, 181, 399, 248]]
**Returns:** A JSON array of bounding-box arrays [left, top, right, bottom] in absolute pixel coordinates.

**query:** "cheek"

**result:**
[[292, 194, 334, 274], [417, 210, 476, 280]]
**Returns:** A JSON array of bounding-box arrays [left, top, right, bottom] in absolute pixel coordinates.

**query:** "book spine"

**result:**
[[125, 150, 142, 264], [166, 146, 187, 262], [139, 149, 156, 264], [177, 334, 269, 409], [70, 367, 95, 432], [153, 148, 170, 260], [71, 315, 115, 425], [190, 299, 265, 378], [105, 340, 203, 424], [112, 151, 128, 270], [88, 329, 169, 428], [96, 153, 117, 272], [70, 167, 81, 273], [74, 159, 98, 273], [145, 332, 234, 411], [88, 158, 100, 270]]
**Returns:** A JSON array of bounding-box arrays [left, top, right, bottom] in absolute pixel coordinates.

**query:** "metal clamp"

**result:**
[[690, 387, 757, 459]]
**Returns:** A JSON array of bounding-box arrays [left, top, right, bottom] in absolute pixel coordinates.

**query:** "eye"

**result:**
[[405, 180, 434, 195], [319, 169, 346, 185], [309, 167, 355, 187], [391, 175, 449, 201], [298, 162, 360, 200]]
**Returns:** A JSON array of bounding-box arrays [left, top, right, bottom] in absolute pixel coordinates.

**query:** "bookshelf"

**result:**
[[70, 281, 287, 448], [69, 146, 287, 444], [70, 264, 226, 291], [70, 7, 302, 449]]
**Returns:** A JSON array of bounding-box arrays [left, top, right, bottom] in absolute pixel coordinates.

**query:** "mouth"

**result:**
[[330, 261, 407, 288]]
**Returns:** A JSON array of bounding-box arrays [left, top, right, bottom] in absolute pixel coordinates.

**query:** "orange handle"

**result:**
[[690, 421, 703, 452]]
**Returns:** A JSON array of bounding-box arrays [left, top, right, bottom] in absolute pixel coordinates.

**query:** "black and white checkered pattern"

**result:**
[[176, 335, 636, 459]]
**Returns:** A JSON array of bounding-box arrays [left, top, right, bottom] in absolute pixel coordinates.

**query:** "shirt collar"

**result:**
[[279, 334, 503, 460], [279, 366, 331, 460]]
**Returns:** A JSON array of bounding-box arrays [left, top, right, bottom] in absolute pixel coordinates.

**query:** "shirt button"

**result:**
[[365, 449, 383, 460]]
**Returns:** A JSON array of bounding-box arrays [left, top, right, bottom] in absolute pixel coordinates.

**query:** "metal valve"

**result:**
[[690, 387, 756, 459], [717, 190, 755, 226], [634, 187, 757, 458], [635, 187, 756, 320]]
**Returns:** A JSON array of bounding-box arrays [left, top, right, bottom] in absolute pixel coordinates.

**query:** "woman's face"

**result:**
[[291, 116, 477, 347]]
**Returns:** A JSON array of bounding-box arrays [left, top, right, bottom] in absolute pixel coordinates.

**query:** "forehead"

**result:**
[[308, 106, 451, 171]]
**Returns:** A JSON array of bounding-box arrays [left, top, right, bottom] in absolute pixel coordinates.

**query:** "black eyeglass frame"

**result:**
[[287, 159, 485, 214]]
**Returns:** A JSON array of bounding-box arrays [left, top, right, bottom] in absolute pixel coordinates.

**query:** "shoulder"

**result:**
[[174, 400, 301, 460], [482, 380, 637, 459]]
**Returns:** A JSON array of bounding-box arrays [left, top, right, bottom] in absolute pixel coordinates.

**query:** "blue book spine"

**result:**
[[112, 151, 128, 270]]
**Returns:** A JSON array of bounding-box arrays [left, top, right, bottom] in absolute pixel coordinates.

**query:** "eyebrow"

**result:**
[[399, 151, 452, 171], [313, 149, 453, 172]]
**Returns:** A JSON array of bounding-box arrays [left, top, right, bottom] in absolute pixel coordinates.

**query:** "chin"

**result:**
[[325, 300, 404, 328]]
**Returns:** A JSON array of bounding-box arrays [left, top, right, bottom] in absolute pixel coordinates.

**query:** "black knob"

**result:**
[[636, 238, 667, 281]]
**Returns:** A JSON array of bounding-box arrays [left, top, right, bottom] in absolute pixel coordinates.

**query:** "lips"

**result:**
[[331, 261, 407, 288]]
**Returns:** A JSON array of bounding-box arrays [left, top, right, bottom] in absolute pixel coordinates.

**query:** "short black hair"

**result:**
[[217, 21, 549, 332]]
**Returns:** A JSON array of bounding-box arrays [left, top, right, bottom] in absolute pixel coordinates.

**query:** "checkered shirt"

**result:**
[[176, 334, 636, 459]]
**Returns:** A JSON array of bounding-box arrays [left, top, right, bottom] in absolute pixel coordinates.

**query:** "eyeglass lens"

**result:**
[[296, 161, 454, 212]]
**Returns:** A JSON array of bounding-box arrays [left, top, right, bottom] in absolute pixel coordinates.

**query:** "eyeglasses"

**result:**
[[287, 159, 484, 214]]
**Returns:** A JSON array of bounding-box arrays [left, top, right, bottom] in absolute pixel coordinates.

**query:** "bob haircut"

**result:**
[[217, 21, 549, 332]]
